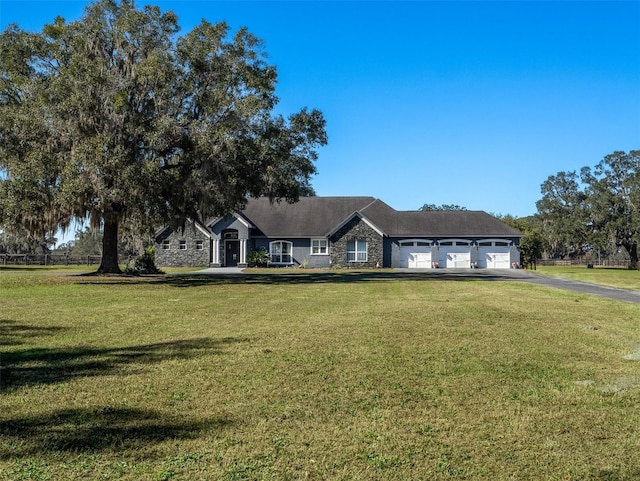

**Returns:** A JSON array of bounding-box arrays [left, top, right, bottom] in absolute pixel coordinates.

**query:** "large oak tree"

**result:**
[[536, 170, 589, 259], [0, 0, 327, 273], [536, 150, 639, 267], [581, 150, 640, 268]]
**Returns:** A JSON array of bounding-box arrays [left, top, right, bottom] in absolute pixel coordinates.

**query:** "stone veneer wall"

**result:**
[[155, 226, 210, 267], [330, 217, 384, 268]]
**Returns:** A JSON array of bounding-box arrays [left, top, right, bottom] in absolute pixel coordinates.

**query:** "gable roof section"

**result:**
[[386, 210, 523, 238], [358, 198, 400, 234], [241, 196, 378, 237], [326, 211, 386, 237], [155, 218, 211, 239]]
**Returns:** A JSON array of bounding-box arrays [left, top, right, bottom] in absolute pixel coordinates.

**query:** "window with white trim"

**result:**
[[178, 240, 187, 250], [346, 239, 367, 262], [270, 241, 293, 264], [311, 239, 328, 255], [162, 240, 170, 250], [196, 240, 204, 250]]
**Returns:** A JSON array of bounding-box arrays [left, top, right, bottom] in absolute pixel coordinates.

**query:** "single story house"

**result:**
[[155, 196, 523, 269]]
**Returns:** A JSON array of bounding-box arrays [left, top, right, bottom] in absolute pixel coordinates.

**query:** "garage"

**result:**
[[438, 240, 472, 268], [399, 240, 433, 268], [478, 240, 512, 268]]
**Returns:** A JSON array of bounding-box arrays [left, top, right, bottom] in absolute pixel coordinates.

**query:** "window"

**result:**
[[196, 240, 204, 250], [400, 240, 431, 247], [162, 240, 170, 250], [346, 239, 367, 262], [270, 241, 293, 264], [311, 239, 328, 255], [178, 240, 187, 250]]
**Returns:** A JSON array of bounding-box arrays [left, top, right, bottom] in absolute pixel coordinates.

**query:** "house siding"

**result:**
[[155, 226, 210, 267], [251, 237, 331, 268], [330, 217, 384, 268]]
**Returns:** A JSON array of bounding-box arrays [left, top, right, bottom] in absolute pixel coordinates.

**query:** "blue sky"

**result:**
[[2, 0, 639, 219]]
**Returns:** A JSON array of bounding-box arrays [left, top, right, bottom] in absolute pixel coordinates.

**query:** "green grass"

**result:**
[[1, 268, 640, 480], [535, 265, 640, 291]]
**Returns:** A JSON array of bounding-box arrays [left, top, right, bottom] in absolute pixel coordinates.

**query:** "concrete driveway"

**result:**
[[396, 268, 640, 304], [517, 270, 640, 304]]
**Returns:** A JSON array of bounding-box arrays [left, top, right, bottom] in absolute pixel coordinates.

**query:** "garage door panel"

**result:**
[[413, 252, 431, 268], [440, 248, 470, 268], [400, 246, 432, 268], [479, 247, 511, 269]]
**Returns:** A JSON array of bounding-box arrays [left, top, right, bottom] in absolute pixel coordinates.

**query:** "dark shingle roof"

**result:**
[[241, 196, 377, 237], [381, 210, 523, 237], [237, 197, 522, 239]]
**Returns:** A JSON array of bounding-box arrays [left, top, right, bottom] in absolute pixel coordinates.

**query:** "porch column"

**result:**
[[240, 239, 247, 265], [211, 238, 219, 265]]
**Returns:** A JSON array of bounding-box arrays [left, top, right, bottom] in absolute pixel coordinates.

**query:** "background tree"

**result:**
[[535, 171, 589, 259], [536, 150, 639, 268], [67, 227, 103, 257], [581, 150, 639, 268], [419, 204, 467, 211], [518, 228, 543, 270], [0, 0, 327, 274], [0, 227, 56, 255], [496, 214, 542, 269]]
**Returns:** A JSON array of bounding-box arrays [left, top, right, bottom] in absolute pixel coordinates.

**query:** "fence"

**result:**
[[0, 254, 130, 266], [537, 258, 632, 268]]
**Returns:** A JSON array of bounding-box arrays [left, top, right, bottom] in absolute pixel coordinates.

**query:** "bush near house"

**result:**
[[246, 248, 270, 267]]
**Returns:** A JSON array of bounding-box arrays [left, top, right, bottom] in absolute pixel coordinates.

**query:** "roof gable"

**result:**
[[240, 196, 378, 237], [326, 211, 386, 237]]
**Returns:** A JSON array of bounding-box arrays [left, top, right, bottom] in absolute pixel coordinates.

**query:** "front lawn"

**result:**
[[1, 269, 639, 480]]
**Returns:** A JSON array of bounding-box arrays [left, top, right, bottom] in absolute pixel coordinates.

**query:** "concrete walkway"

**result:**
[[192, 267, 246, 274]]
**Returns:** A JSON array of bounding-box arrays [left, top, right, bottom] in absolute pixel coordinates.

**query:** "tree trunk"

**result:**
[[628, 242, 638, 270], [97, 214, 122, 274]]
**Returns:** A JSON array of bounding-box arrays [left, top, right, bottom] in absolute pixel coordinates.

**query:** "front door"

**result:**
[[226, 241, 239, 266]]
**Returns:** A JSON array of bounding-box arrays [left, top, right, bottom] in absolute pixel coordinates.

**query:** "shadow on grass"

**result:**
[[0, 407, 233, 459], [0, 336, 249, 392], [0, 319, 67, 346], [76, 270, 520, 288], [592, 468, 640, 481], [167, 270, 523, 287]]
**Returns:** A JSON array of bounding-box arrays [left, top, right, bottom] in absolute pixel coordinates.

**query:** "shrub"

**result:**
[[247, 248, 270, 267], [124, 249, 163, 275]]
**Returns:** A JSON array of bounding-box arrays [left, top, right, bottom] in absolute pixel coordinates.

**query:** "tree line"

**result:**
[[504, 150, 639, 269]]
